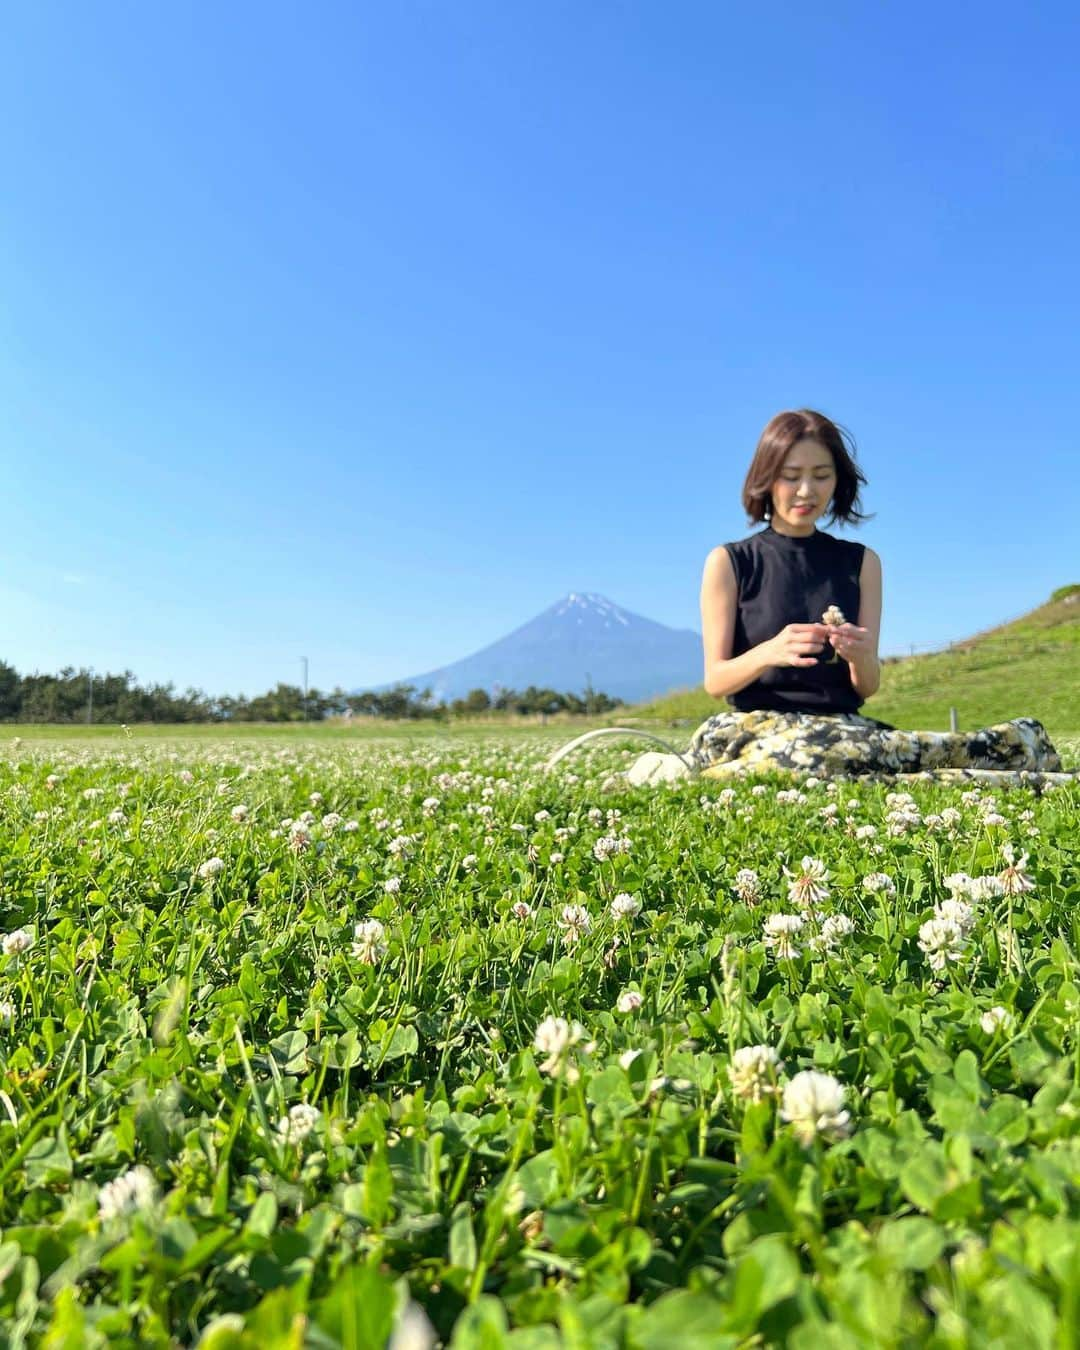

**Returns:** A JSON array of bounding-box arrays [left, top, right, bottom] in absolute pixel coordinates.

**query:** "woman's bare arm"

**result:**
[[846, 547, 882, 698]]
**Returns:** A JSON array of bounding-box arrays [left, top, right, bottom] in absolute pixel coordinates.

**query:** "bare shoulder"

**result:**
[[702, 545, 735, 581], [860, 546, 882, 576]]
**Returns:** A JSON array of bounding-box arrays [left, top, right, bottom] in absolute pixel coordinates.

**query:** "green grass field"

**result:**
[[1, 729, 1078, 1344]]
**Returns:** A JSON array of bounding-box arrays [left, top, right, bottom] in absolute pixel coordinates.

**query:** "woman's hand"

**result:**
[[826, 622, 872, 663], [763, 623, 831, 669]]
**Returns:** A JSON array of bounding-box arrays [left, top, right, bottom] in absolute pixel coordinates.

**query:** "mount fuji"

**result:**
[[377, 593, 703, 704]]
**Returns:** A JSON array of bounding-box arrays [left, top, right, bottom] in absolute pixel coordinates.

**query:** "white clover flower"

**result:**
[[862, 872, 896, 896], [198, 857, 226, 881], [352, 918, 388, 964], [943, 872, 975, 898], [0, 1000, 15, 1026], [178, 771, 194, 785], [277, 1102, 321, 1145], [751, 784, 768, 797], [785, 857, 830, 909], [421, 796, 441, 816], [968, 875, 1005, 902], [107, 808, 127, 826], [461, 853, 478, 872], [980, 1005, 1014, 1035], [511, 901, 533, 920], [549, 851, 565, 865], [3, 928, 35, 957], [591, 831, 631, 864], [886, 806, 922, 837], [855, 824, 878, 841], [981, 812, 1008, 828], [534, 809, 552, 822], [998, 846, 1035, 896], [288, 824, 312, 854], [619, 1048, 643, 1070], [383, 877, 402, 894], [936, 897, 975, 933], [814, 914, 856, 951], [230, 804, 250, 823], [533, 1016, 584, 1075], [781, 1070, 852, 1145], [763, 913, 805, 960], [918, 917, 967, 972], [321, 812, 343, 831], [733, 868, 761, 904], [309, 792, 324, 806], [610, 893, 642, 921], [616, 990, 643, 1013], [941, 807, 962, 829], [510, 823, 528, 835], [343, 819, 360, 833], [98, 1165, 158, 1222], [729, 1045, 783, 1103], [557, 904, 592, 944]]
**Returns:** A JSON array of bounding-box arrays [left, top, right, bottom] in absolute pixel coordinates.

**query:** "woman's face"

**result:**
[[770, 439, 837, 534]]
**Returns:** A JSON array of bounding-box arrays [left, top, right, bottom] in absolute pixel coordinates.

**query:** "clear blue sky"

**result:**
[[3, 2, 1077, 696]]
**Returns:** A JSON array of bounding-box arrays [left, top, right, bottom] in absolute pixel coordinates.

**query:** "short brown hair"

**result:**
[[742, 409, 869, 525]]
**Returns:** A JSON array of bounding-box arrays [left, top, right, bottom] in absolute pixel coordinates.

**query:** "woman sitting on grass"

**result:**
[[691, 408, 1066, 782]]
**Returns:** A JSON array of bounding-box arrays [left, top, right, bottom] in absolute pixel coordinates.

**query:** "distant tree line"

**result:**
[[0, 661, 622, 723]]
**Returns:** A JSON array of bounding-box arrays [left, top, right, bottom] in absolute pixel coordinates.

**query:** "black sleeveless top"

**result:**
[[722, 527, 866, 714]]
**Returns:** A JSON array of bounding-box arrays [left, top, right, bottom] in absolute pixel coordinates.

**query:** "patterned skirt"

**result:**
[[686, 710, 1074, 786]]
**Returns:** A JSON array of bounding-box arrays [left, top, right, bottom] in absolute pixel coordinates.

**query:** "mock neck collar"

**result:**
[[762, 525, 823, 547]]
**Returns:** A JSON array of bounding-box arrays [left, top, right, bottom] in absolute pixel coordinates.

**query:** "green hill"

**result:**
[[622, 586, 1080, 750]]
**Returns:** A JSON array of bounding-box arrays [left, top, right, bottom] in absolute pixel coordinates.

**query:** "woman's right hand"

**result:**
[[762, 623, 830, 668]]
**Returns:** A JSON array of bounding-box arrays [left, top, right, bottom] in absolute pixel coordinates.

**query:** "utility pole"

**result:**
[[87, 668, 93, 725], [301, 656, 309, 721]]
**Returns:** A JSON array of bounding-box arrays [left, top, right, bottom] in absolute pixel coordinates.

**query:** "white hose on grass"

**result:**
[[543, 726, 698, 775]]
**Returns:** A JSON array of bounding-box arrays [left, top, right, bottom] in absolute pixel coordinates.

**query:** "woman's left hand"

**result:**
[[827, 623, 871, 663]]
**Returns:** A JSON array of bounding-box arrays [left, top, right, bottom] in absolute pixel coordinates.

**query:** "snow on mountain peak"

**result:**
[[554, 593, 630, 626]]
